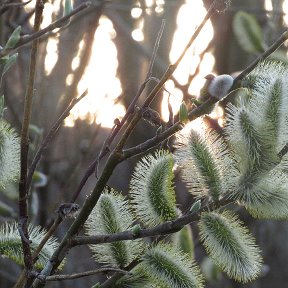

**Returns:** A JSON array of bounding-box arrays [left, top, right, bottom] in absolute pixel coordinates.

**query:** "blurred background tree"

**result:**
[[0, 0, 288, 287]]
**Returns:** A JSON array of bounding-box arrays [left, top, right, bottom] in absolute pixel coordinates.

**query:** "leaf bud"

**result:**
[[131, 224, 141, 237], [179, 102, 189, 124], [189, 200, 201, 214], [5, 26, 21, 49]]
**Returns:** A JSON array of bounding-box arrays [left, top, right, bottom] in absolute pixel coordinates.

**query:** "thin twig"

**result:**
[[18, 1, 44, 286], [43, 268, 129, 281], [147, 20, 166, 78], [122, 97, 217, 159], [0, 0, 32, 15], [96, 20, 166, 165], [14, 216, 63, 288], [113, 1, 218, 153], [0, 2, 92, 58], [27, 89, 88, 190], [99, 261, 139, 288]]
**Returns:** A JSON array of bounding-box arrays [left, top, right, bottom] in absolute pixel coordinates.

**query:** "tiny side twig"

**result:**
[[96, 19, 166, 165], [27, 89, 88, 190]]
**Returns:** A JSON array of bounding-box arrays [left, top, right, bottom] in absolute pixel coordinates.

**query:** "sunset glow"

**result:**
[[65, 16, 125, 128], [26, 0, 216, 128]]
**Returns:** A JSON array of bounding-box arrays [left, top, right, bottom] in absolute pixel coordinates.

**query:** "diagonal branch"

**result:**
[[70, 198, 232, 247], [122, 28, 288, 160], [0, 0, 32, 8], [225, 29, 288, 102], [27, 89, 88, 190], [122, 97, 217, 159], [0, 0, 32, 15]]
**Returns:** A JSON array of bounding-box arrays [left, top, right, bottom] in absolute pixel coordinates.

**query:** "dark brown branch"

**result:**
[[43, 268, 129, 282], [14, 216, 63, 288], [278, 144, 288, 159], [225, 29, 288, 102], [112, 1, 218, 154], [123, 28, 288, 159], [15, 91, 88, 287], [27, 89, 88, 190], [122, 97, 217, 159], [18, 1, 44, 286], [0, 0, 32, 15], [71, 198, 232, 247]]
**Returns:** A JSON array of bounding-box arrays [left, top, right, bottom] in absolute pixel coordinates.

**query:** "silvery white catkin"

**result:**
[[208, 74, 234, 99]]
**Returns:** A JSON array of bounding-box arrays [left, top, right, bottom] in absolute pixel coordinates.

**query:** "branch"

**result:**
[[18, 0, 44, 286], [99, 261, 139, 288], [96, 20, 166, 165], [0, 2, 92, 58], [14, 216, 63, 288], [71, 198, 232, 247], [43, 268, 129, 282], [123, 28, 288, 159], [71, 20, 166, 203], [31, 2, 221, 285], [113, 1, 218, 154], [122, 97, 217, 159], [278, 143, 288, 159], [225, 29, 288, 102], [14, 90, 88, 288], [26, 89, 88, 190]]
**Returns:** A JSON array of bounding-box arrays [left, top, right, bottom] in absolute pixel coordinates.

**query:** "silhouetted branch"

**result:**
[[27, 89, 88, 190], [96, 20, 166, 165], [226, 29, 288, 102]]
